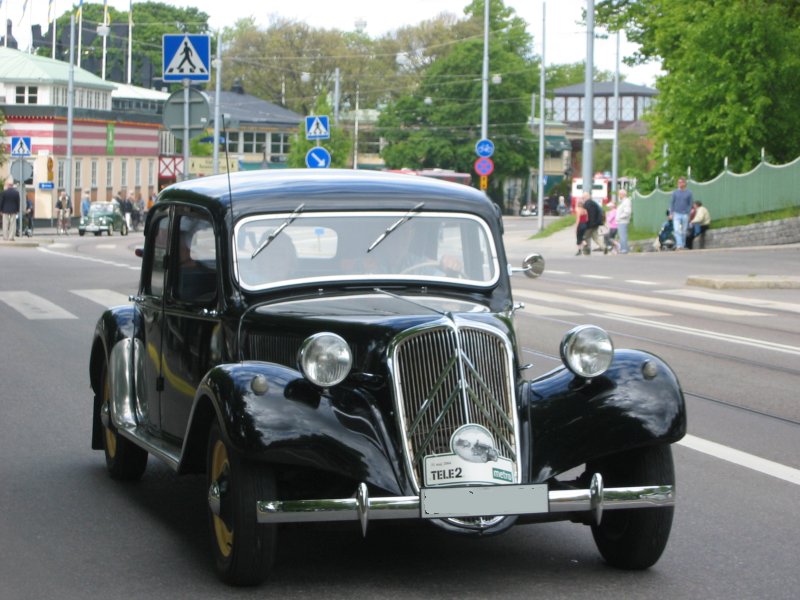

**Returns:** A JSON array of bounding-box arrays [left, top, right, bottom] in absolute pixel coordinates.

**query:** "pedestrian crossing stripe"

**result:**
[[0, 291, 77, 320], [11, 136, 31, 157]]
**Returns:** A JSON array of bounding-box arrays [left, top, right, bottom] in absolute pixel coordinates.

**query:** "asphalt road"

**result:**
[[1, 225, 798, 599]]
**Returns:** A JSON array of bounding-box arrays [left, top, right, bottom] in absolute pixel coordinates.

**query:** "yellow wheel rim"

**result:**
[[102, 371, 117, 459], [211, 439, 233, 557]]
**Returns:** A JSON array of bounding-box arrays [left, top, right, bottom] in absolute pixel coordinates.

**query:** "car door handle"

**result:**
[[129, 295, 145, 303]]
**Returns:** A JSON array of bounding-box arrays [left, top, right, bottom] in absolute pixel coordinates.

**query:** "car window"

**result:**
[[174, 214, 217, 304], [145, 214, 170, 297], [234, 211, 499, 290]]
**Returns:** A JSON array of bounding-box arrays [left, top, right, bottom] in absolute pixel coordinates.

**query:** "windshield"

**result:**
[[89, 204, 115, 216], [233, 211, 499, 291]]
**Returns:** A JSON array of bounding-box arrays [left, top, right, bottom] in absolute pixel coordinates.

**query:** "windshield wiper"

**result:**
[[367, 202, 425, 253], [250, 203, 305, 260]]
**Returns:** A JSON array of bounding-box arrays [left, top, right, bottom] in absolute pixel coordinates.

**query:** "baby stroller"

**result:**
[[657, 212, 676, 251]]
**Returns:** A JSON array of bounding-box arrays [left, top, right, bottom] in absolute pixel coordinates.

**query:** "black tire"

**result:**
[[207, 422, 277, 586], [79, 230, 86, 236], [94, 231, 101, 237], [589, 445, 675, 569], [99, 361, 148, 480], [107, 225, 113, 236], [121, 223, 129, 236]]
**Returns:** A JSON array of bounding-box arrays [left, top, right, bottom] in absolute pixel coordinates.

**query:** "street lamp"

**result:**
[[97, 4, 110, 81]]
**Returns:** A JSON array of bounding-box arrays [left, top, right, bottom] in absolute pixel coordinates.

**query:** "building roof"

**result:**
[[111, 82, 169, 101], [205, 89, 302, 128], [554, 81, 657, 96], [0, 47, 115, 91]]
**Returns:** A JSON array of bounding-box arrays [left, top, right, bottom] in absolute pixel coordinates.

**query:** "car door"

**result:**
[[160, 207, 221, 440], [134, 204, 172, 433]]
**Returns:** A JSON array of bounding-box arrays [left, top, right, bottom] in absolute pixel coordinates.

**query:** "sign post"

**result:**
[[163, 35, 211, 180], [10, 137, 32, 234]]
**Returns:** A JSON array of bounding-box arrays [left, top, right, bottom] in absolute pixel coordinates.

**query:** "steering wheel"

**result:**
[[401, 260, 445, 275]]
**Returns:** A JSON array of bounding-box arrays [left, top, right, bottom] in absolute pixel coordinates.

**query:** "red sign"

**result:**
[[474, 157, 494, 176]]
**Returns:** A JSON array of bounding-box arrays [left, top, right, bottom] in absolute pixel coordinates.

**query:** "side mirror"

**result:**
[[521, 253, 545, 278]]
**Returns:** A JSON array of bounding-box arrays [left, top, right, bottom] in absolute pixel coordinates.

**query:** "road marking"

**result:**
[[598, 313, 800, 356], [518, 304, 581, 317], [580, 274, 612, 280], [660, 288, 800, 315], [0, 291, 77, 320], [37, 246, 140, 271], [97, 244, 117, 250], [679, 434, 800, 486], [71, 289, 132, 308], [625, 279, 658, 285], [514, 290, 668, 317], [575, 288, 769, 317], [543, 270, 570, 275]]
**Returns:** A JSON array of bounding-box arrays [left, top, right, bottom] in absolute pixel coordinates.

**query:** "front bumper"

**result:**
[[250, 474, 674, 534]]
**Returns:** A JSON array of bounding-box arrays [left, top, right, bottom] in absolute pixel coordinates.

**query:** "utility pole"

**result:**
[[537, 2, 546, 230], [581, 0, 595, 197]]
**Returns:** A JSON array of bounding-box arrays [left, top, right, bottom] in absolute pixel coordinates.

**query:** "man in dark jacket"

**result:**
[[1, 180, 21, 241], [581, 192, 606, 255]]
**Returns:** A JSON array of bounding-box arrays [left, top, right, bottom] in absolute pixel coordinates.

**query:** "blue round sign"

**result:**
[[475, 138, 494, 158], [305, 146, 331, 169]]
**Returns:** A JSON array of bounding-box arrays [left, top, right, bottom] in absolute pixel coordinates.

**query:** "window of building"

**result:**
[[242, 132, 266, 154], [16, 86, 25, 103], [57, 160, 64, 189], [270, 133, 290, 155], [135, 159, 142, 186], [567, 97, 580, 122], [75, 160, 82, 190], [91, 160, 98, 189], [622, 96, 635, 121], [226, 131, 240, 153], [28, 86, 38, 104], [594, 97, 606, 123], [149, 159, 155, 186], [15, 85, 38, 104], [553, 97, 566, 122], [121, 159, 128, 188], [106, 159, 113, 189]]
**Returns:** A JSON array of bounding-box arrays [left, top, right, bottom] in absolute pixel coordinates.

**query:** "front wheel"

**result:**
[[99, 361, 147, 480], [207, 422, 277, 586], [121, 223, 129, 236], [588, 444, 675, 569]]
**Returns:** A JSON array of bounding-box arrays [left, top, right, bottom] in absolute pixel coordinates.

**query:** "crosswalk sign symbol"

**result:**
[[10, 136, 32, 157], [305, 115, 330, 140], [163, 34, 211, 82]]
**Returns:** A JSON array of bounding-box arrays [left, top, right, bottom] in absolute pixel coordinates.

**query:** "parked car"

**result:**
[[78, 201, 128, 236], [89, 169, 686, 586]]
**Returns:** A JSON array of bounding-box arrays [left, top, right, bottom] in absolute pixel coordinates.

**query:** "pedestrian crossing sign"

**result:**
[[163, 34, 211, 82], [305, 115, 330, 140], [10, 136, 32, 157]]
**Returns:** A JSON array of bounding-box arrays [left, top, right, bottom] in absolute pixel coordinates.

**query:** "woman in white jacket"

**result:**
[[616, 189, 632, 254]]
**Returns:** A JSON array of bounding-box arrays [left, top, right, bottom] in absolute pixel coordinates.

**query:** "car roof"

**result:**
[[158, 169, 497, 221]]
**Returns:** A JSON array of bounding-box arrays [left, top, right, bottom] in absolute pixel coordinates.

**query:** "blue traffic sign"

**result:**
[[475, 138, 494, 158], [11, 136, 32, 157], [306, 146, 331, 169], [474, 157, 494, 177], [305, 115, 330, 140], [163, 34, 211, 82], [39, 182, 55, 190]]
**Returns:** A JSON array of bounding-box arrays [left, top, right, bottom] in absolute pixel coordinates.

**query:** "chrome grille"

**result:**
[[392, 321, 518, 490]]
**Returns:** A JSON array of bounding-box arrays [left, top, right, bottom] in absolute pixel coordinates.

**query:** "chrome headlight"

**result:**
[[298, 333, 352, 388], [559, 325, 614, 378]]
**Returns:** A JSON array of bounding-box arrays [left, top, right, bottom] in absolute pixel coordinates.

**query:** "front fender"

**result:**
[[190, 362, 403, 495], [520, 349, 686, 482]]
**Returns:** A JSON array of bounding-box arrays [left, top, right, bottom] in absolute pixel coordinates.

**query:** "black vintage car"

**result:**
[[90, 169, 685, 585]]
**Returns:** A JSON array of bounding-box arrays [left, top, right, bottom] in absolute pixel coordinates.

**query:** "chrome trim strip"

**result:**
[[255, 482, 675, 525]]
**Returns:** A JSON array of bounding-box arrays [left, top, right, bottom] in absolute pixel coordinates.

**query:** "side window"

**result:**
[[174, 214, 217, 304], [145, 214, 170, 297]]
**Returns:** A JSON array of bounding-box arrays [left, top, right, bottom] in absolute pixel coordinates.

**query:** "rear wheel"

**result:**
[[207, 422, 277, 586], [121, 222, 129, 236], [588, 445, 675, 569], [99, 361, 147, 480]]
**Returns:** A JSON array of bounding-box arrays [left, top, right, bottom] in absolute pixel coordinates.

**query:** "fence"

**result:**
[[631, 156, 800, 232]]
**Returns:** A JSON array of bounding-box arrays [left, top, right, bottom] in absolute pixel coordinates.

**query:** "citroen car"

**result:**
[[89, 169, 685, 586]]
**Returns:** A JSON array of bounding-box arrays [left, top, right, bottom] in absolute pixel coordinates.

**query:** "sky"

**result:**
[[6, 0, 662, 86]]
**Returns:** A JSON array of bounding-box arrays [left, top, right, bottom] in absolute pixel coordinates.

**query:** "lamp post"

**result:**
[[97, 23, 110, 80]]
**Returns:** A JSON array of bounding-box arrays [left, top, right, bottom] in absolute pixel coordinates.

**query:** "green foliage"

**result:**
[[596, 0, 800, 182], [45, 2, 209, 88], [286, 96, 352, 168]]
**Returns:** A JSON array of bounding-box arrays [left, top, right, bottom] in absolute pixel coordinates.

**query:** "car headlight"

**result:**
[[559, 325, 614, 378], [298, 333, 352, 387]]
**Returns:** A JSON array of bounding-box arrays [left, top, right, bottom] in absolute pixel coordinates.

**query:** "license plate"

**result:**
[[421, 484, 549, 519]]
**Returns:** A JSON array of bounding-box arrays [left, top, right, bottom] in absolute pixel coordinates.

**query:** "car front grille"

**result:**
[[391, 320, 519, 491]]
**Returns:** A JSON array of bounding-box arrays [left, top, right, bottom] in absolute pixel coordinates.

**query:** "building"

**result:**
[[1, 46, 161, 219]]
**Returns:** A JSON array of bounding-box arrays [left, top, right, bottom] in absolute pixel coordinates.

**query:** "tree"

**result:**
[[596, 0, 800, 181], [378, 0, 537, 206]]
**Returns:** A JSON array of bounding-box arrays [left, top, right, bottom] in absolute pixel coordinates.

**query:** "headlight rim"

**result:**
[[297, 332, 353, 388], [559, 324, 614, 379]]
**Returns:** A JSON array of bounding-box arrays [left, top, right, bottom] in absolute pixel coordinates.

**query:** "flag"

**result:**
[[103, 0, 109, 25], [129, 0, 133, 26], [48, 0, 54, 24], [18, 0, 29, 26], [76, 0, 83, 18]]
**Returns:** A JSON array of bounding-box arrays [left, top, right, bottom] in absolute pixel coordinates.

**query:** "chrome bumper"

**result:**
[[255, 474, 674, 535]]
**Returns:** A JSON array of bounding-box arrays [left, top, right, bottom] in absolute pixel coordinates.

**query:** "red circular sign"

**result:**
[[474, 157, 494, 176]]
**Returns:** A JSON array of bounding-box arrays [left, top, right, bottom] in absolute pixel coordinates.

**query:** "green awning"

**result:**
[[545, 136, 572, 152]]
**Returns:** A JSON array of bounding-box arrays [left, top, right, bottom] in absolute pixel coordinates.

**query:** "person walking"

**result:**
[[670, 177, 693, 249], [581, 192, 605, 255], [80, 190, 91, 218], [616, 189, 632, 254], [1, 179, 21, 241], [56, 192, 72, 234], [574, 196, 589, 255], [604, 200, 620, 254], [122, 193, 134, 229]]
